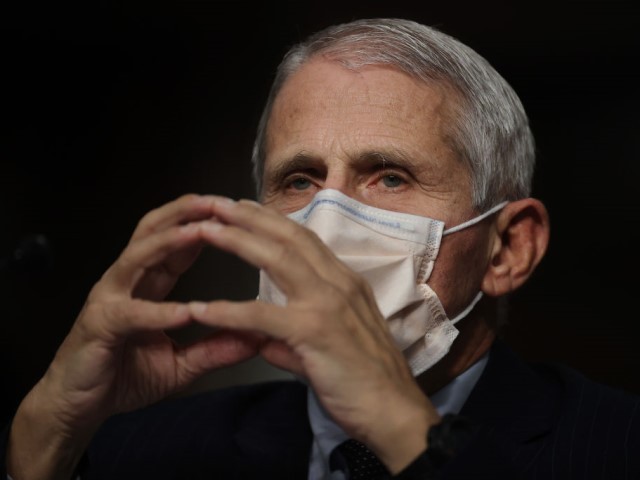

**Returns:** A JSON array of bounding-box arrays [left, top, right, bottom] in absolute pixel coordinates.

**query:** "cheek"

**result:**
[[427, 231, 490, 316]]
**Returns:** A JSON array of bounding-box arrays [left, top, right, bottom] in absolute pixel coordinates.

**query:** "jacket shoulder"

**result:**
[[85, 380, 311, 479]]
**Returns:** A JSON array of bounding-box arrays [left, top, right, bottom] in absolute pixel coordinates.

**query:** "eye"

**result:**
[[381, 174, 404, 188], [289, 177, 312, 191]]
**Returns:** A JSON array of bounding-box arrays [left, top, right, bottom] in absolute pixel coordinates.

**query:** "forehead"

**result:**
[[264, 59, 460, 171]]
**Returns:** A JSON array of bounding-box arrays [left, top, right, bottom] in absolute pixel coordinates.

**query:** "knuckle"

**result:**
[[292, 310, 325, 342], [136, 207, 162, 233], [178, 193, 200, 204], [80, 299, 103, 323], [235, 199, 262, 220], [305, 316, 325, 339], [316, 283, 350, 315], [237, 199, 261, 209], [269, 242, 296, 268], [77, 299, 115, 338], [100, 299, 127, 325], [137, 194, 200, 235]]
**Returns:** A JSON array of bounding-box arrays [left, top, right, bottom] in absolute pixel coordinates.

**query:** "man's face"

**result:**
[[261, 58, 494, 319]]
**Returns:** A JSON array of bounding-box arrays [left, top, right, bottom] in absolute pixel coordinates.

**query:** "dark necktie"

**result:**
[[330, 438, 391, 479]]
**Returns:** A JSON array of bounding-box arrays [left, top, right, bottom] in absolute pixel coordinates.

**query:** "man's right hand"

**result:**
[[6, 194, 262, 480]]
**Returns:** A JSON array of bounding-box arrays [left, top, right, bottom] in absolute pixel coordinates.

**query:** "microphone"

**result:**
[[0, 234, 54, 277]]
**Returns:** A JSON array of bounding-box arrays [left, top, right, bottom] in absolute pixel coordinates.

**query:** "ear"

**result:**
[[481, 198, 550, 296]]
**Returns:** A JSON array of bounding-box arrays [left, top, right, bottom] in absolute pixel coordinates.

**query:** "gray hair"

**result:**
[[251, 18, 535, 212]]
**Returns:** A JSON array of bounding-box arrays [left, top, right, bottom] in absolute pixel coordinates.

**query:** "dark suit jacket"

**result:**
[[3, 341, 640, 479]]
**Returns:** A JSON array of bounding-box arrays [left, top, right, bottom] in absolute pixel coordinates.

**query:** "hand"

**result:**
[[7, 194, 263, 479], [190, 198, 441, 473]]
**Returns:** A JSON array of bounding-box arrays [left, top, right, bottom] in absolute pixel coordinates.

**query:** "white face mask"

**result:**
[[258, 189, 507, 377]]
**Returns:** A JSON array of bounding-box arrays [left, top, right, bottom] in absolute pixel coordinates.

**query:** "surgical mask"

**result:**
[[258, 189, 507, 377]]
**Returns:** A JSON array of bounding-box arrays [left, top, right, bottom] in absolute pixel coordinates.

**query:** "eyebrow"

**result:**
[[355, 150, 421, 172], [265, 148, 423, 186], [265, 152, 321, 187]]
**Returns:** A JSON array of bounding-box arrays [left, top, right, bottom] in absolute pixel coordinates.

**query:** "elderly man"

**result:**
[[4, 18, 640, 480]]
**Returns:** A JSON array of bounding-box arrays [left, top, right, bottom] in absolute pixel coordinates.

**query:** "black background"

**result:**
[[2, 0, 639, 424]]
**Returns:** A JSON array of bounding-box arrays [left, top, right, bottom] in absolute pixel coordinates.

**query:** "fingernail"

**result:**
[[213, 197, 237, 209], [202, 221, 223, 233], [175, 304, 190, 318], [189, 301, 208, 316]]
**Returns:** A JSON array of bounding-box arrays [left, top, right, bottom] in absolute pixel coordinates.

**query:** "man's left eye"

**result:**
[[290, 177, 312, 190], [381, 175, 403, 188]]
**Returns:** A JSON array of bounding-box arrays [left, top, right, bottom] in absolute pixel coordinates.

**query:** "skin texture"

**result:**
[[6, 58, 550, 479]]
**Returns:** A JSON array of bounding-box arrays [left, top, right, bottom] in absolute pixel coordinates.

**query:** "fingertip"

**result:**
[[174, 303, 190, 319], [200, 221, 224, 235], [211, 197, 238, 211], [189, 301, 208, 317]]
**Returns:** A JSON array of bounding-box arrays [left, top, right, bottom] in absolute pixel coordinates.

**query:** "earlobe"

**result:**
[[481, 198, 550, 297]]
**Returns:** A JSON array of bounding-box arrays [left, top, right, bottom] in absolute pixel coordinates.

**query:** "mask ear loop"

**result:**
[[441, 201, 508, 324], [442, 201, 508, 236], [449, 291, 484, 325]]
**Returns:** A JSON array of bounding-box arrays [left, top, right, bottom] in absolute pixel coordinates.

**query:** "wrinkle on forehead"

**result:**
[[262, 58, 472, 214], [266, 59, 455, 160]]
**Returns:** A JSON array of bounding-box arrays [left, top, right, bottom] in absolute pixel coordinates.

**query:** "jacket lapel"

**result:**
[[461, 340, 559, 444], [233, 380, 313, 478]]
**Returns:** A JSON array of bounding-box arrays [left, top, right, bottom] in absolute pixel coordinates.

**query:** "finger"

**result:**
[[82, 299, 192, 340], [174, 329, 263, 383], [211, 198, 335, 263], [209, 199, 372, 299], [188, 299, 369, 357], [130, 242, 203, 301], [199, 220, 386, 336], [102, 222, 207, 295], [188, 301, 326, 379], [187, 300, 406, 400], [199, 221, 328, 299], [260, 339, 305, 377], [130, 194, 223, 241], [205, 199, 392, 339], [188, 300, 295, 339]]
